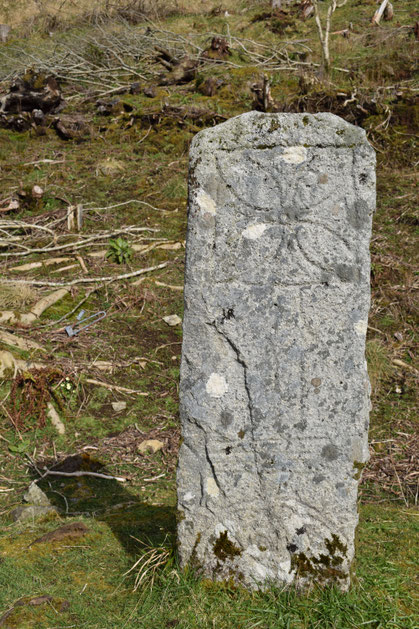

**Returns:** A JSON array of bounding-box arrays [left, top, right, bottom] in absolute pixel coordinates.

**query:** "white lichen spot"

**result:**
[[245, 544, 263, 559], [214, 523, 226, 536], [253, 562, 269, 580], [206, 373, 228, 398], [279, 560, 293, 582], [242, 223, 267, 240], [214, 522, 237, 536], [196, 189, 217, 215], [183, 492, 195, 502], [281, 146, 307, 165], [354, 320, 368, 337], [206, 477, 219, 498]]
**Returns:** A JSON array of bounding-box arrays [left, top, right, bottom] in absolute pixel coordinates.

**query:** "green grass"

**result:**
[[0, 504, 416, 628]]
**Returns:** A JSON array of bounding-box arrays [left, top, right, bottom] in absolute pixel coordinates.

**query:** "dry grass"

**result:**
[[362, 427, 418, 506], [0, 283, 38, 309], [124, 538, 172, 591], [0, 0, 240, 30]]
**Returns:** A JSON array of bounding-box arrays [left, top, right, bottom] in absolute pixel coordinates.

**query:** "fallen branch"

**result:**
[[10, 258, 72, 272], [89, 199, 171, 213], [0, 262, 168, 288], [143, 473, 166, 482], [0, 288, 69, 325], [154, 280, 183, 291], [23, 158, 65, 167], [393, 359, 418, 375], [87, 240, 172, 259], [85, 378, 149, 395], [0, 221, 56, 239], [76, 255, 88, 273], [0, 226, 158, 258], [51, 264, 79, 274], [0, 331, 44, 352], [36, 469, 127, 483]]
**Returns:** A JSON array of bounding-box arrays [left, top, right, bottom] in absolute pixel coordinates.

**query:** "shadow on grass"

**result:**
[[31, 453, 177, 558]]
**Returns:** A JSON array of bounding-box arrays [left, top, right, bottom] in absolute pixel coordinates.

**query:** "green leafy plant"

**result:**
[[106, 237, 133, 264], [8, 437, 31, 454]]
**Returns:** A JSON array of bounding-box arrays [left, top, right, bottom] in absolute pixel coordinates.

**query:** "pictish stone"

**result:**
[[177, 112, 375, 590]]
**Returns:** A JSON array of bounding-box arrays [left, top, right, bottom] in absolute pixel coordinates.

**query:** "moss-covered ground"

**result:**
[[0, 0, 417, 626]]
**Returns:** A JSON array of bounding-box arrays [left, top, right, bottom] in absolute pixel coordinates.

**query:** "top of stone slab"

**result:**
[[191, 112, 370, 152]]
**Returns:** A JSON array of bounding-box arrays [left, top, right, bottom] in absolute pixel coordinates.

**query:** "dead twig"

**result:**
[[0, 226, 158, 258], [85, 378, 149, 395], [35, 468, 127, 483], [0, 262, 168, 288]]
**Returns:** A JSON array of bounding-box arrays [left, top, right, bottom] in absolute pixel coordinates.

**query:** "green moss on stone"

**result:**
[[353, 460, 366, 480], [290, 534, 348, 583], [213, 531, 242, 562]]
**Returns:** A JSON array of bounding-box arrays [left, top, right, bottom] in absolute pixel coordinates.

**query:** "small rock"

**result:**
[[24, 482, 51, 507], [111, 401, 126, 412], [138, 439, 164, 455], [11, 505, 57, 523], [95, 97, 122, 115], [143, 85, 157, 98], [162, 314, 182, 327], [5, 199, 20, 212], [32, 109, 45, 126], [47, 402, 65, 435], [130, 82, 142, 94], [198, 77, 224, 97]]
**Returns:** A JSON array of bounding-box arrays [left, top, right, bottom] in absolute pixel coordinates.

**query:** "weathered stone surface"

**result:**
[[177, 112, 375, 589], [24, 482, 51, 506], [11, 505, 57, 523]]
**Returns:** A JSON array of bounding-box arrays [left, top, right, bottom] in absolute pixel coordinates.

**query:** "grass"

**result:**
[[0, 504, 416, 627], [0, 0, 417, 627]]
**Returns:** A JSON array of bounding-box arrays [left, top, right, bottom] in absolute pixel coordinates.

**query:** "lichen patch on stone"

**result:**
[[196, 189, 217, 215], [354, 320, 368, 336], [281, 146, 307, 164], [206, 373, 228, 398], [205, 477, 219, 498], [242, 223, 267, 240]]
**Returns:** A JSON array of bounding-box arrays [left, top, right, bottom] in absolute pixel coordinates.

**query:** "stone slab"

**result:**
[[177, 112, 375, 589]]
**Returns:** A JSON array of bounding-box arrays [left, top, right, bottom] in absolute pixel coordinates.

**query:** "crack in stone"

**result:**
[[204, 442, 225, 499], [207, 321, 265, 503]]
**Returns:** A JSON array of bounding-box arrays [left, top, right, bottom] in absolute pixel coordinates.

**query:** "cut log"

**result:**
[[384, 2, 394, 21], [371, 0, 389, 25]]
